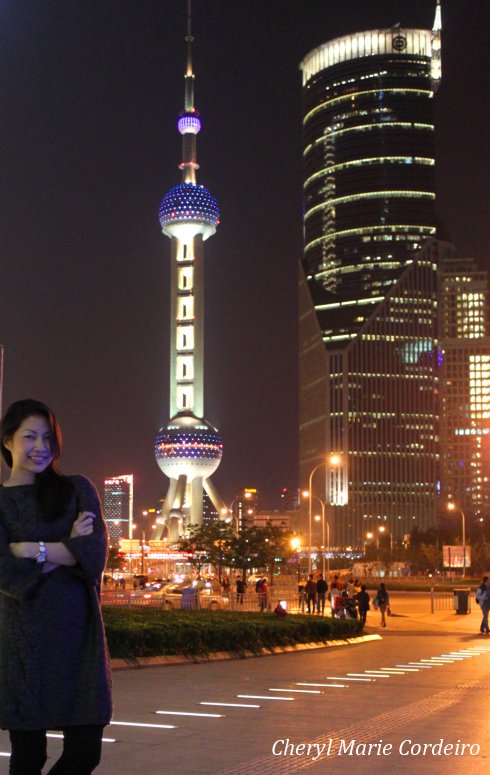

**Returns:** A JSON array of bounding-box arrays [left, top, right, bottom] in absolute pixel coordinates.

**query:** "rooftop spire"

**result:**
[[178, 0, 201, 184], [433, 0, 442, 32]]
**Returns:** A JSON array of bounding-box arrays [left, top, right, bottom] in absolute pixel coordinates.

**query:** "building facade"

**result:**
[[438, 256, 490, 526], [104, 474, 134, 544], [299, 7, 442, 547]]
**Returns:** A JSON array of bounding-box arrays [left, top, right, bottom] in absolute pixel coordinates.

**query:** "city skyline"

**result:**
[[1, 0, 489, 511]]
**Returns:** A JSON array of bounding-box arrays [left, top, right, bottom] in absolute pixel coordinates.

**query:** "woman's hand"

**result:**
[[70, 511, 96, 538]]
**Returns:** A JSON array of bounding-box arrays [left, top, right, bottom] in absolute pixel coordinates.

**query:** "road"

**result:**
[[0, 592, 488, 774]]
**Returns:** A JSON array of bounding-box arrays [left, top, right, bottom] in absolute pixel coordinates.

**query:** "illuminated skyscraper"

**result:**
[[299, 4, 442, 546], [154, 2, 224, 542], [104, 475, 134, 544], [439, 256, 490, 524]]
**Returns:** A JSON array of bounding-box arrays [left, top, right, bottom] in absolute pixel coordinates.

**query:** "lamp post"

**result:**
[[307, 454, 340, 575], [312, 498, 331, 578], [221, 491, 252, 535], [447, 502, 466, 578]]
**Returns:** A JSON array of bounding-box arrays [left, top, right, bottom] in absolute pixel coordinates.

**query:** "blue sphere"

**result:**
[[155, 413, 223, 481], [159, 183, 219, 240]]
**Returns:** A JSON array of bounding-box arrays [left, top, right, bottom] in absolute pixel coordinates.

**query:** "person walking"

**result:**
[[374, 582, 390, 627], [355, 584, 371, 627], [235, 575, 245, 605], [0, 399, 112, 774], [305, 573, 317, 614], [476, 575, 490, 634], [316, 573, 328, 615]]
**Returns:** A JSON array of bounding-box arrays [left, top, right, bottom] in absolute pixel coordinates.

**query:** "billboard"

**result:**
[[443, 545, 471, 568]]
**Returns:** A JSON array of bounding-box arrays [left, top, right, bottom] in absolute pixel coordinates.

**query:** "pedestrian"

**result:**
[[305, 573, 317, 614], [221, 575, 230, 593], [259, 577, 269, 611], [476, 575, 490, 634], [235, 575, 245, 605], [0, 398, 113, 774], [374, 582, 390, 627], [355, 584, 371, 626], [298, 577, 306, 611], [316, 573, 328, 615]]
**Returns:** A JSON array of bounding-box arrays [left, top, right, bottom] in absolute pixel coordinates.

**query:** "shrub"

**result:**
[[102, 607, 362, 659]]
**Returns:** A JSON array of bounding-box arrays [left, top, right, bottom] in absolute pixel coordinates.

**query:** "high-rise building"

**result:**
[[438, 255, 490, 525], [153, 4, 225, 542], [299, 4, 442, 547], [103, 475, 134, 544]]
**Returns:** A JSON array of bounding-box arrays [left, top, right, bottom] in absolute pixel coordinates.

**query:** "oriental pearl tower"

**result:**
[[154, 1, 225, 542]]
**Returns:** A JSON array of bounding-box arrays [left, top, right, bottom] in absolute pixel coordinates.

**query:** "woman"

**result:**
[[375, 582, 390, 627], [0, 399, 112, 774]]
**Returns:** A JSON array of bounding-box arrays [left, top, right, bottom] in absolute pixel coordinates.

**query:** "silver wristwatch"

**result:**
[[36, 541, 47, 564]]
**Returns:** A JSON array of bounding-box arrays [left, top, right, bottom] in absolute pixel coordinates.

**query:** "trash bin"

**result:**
[[453, 587, 470, 615], [180, 587, 198, 610]]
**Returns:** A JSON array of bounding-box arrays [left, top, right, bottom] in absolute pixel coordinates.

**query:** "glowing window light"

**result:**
[[304, 156, 434, 188], [304, 87, 433, 124], [304, 122, 434, 156], [305, 225, 435, 253], [305, 190, 435, 220]]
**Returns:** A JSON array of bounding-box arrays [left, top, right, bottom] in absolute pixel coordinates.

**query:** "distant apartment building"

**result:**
[[103, 475, 134, 544]]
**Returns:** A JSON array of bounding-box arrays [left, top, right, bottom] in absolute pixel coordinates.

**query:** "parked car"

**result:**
[[156, 579, 227, 610]]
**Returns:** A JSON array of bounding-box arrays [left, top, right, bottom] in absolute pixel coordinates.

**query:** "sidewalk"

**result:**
[[363, 590, 485, 636]]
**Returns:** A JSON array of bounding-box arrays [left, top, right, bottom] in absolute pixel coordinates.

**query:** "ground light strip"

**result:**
[[395, 665, 420, 670], [156, 710, 223, 718], [358, 672, 391, 678], [200, 702, 261, 708], [296, 682, 347, 688], [110, 721, 175, 729], [237, 695, 294, 701], [407, 662, 433, 668], [379, 668, 409, 674], [47, 733, 116, 743], [327, 675, 372, 681], [382, 666, 419, 672], [268, 688, 321, 694]]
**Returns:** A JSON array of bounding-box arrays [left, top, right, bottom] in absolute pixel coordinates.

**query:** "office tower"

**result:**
[[439, 256, 490, 524], [299, 4, 442, 547], [104, 475, 134, 544], [154, 3, 225, 543]]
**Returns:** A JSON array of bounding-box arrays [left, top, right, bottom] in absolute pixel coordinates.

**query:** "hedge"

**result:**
[[102, 607, 362, 659]]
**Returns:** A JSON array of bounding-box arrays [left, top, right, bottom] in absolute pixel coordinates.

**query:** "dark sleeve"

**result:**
[[0, 513, 44, 601], [61, 476, 109, 586]]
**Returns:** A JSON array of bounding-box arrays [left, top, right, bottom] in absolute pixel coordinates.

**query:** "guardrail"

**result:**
[[101, 587, 334, 615], [430, 587, 474, 613]]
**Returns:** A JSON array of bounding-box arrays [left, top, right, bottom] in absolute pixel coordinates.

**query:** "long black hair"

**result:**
[[1, 398, 74, 520]]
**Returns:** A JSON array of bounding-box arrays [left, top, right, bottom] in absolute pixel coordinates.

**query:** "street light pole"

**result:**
[[447, 502, 466, 578], [307, 455, 340, 575]]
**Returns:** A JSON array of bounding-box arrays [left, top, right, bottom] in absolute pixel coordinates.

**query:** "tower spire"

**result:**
[[178, 0, 201, 184], [431, 0, 442, 87]]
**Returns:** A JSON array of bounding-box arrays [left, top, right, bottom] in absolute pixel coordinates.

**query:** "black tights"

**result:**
[[9, 725, 104, 775]]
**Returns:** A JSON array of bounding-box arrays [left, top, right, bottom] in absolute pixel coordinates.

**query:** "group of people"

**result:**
[[299, 573, 390, 627]]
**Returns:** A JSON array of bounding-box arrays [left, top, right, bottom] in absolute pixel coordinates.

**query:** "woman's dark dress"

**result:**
[[0, 475, 112, 730]]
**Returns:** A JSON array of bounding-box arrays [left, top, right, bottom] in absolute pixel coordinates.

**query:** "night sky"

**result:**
[[1, 1, 489, 514]]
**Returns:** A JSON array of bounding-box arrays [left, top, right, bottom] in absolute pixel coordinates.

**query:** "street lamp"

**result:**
[[447, 501, 466, 578], [306, 454, 340, 574], [312, 499, 331, 578]]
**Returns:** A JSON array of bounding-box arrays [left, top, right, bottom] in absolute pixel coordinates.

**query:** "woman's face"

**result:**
[[4, 415, 54, 484]]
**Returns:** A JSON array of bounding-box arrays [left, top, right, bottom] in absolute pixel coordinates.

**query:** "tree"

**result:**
[[178, 521, 235, 581], [252, 524, 294, 584]]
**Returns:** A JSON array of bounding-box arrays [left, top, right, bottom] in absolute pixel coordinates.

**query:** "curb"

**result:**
[[110, 633, 382, 671]]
